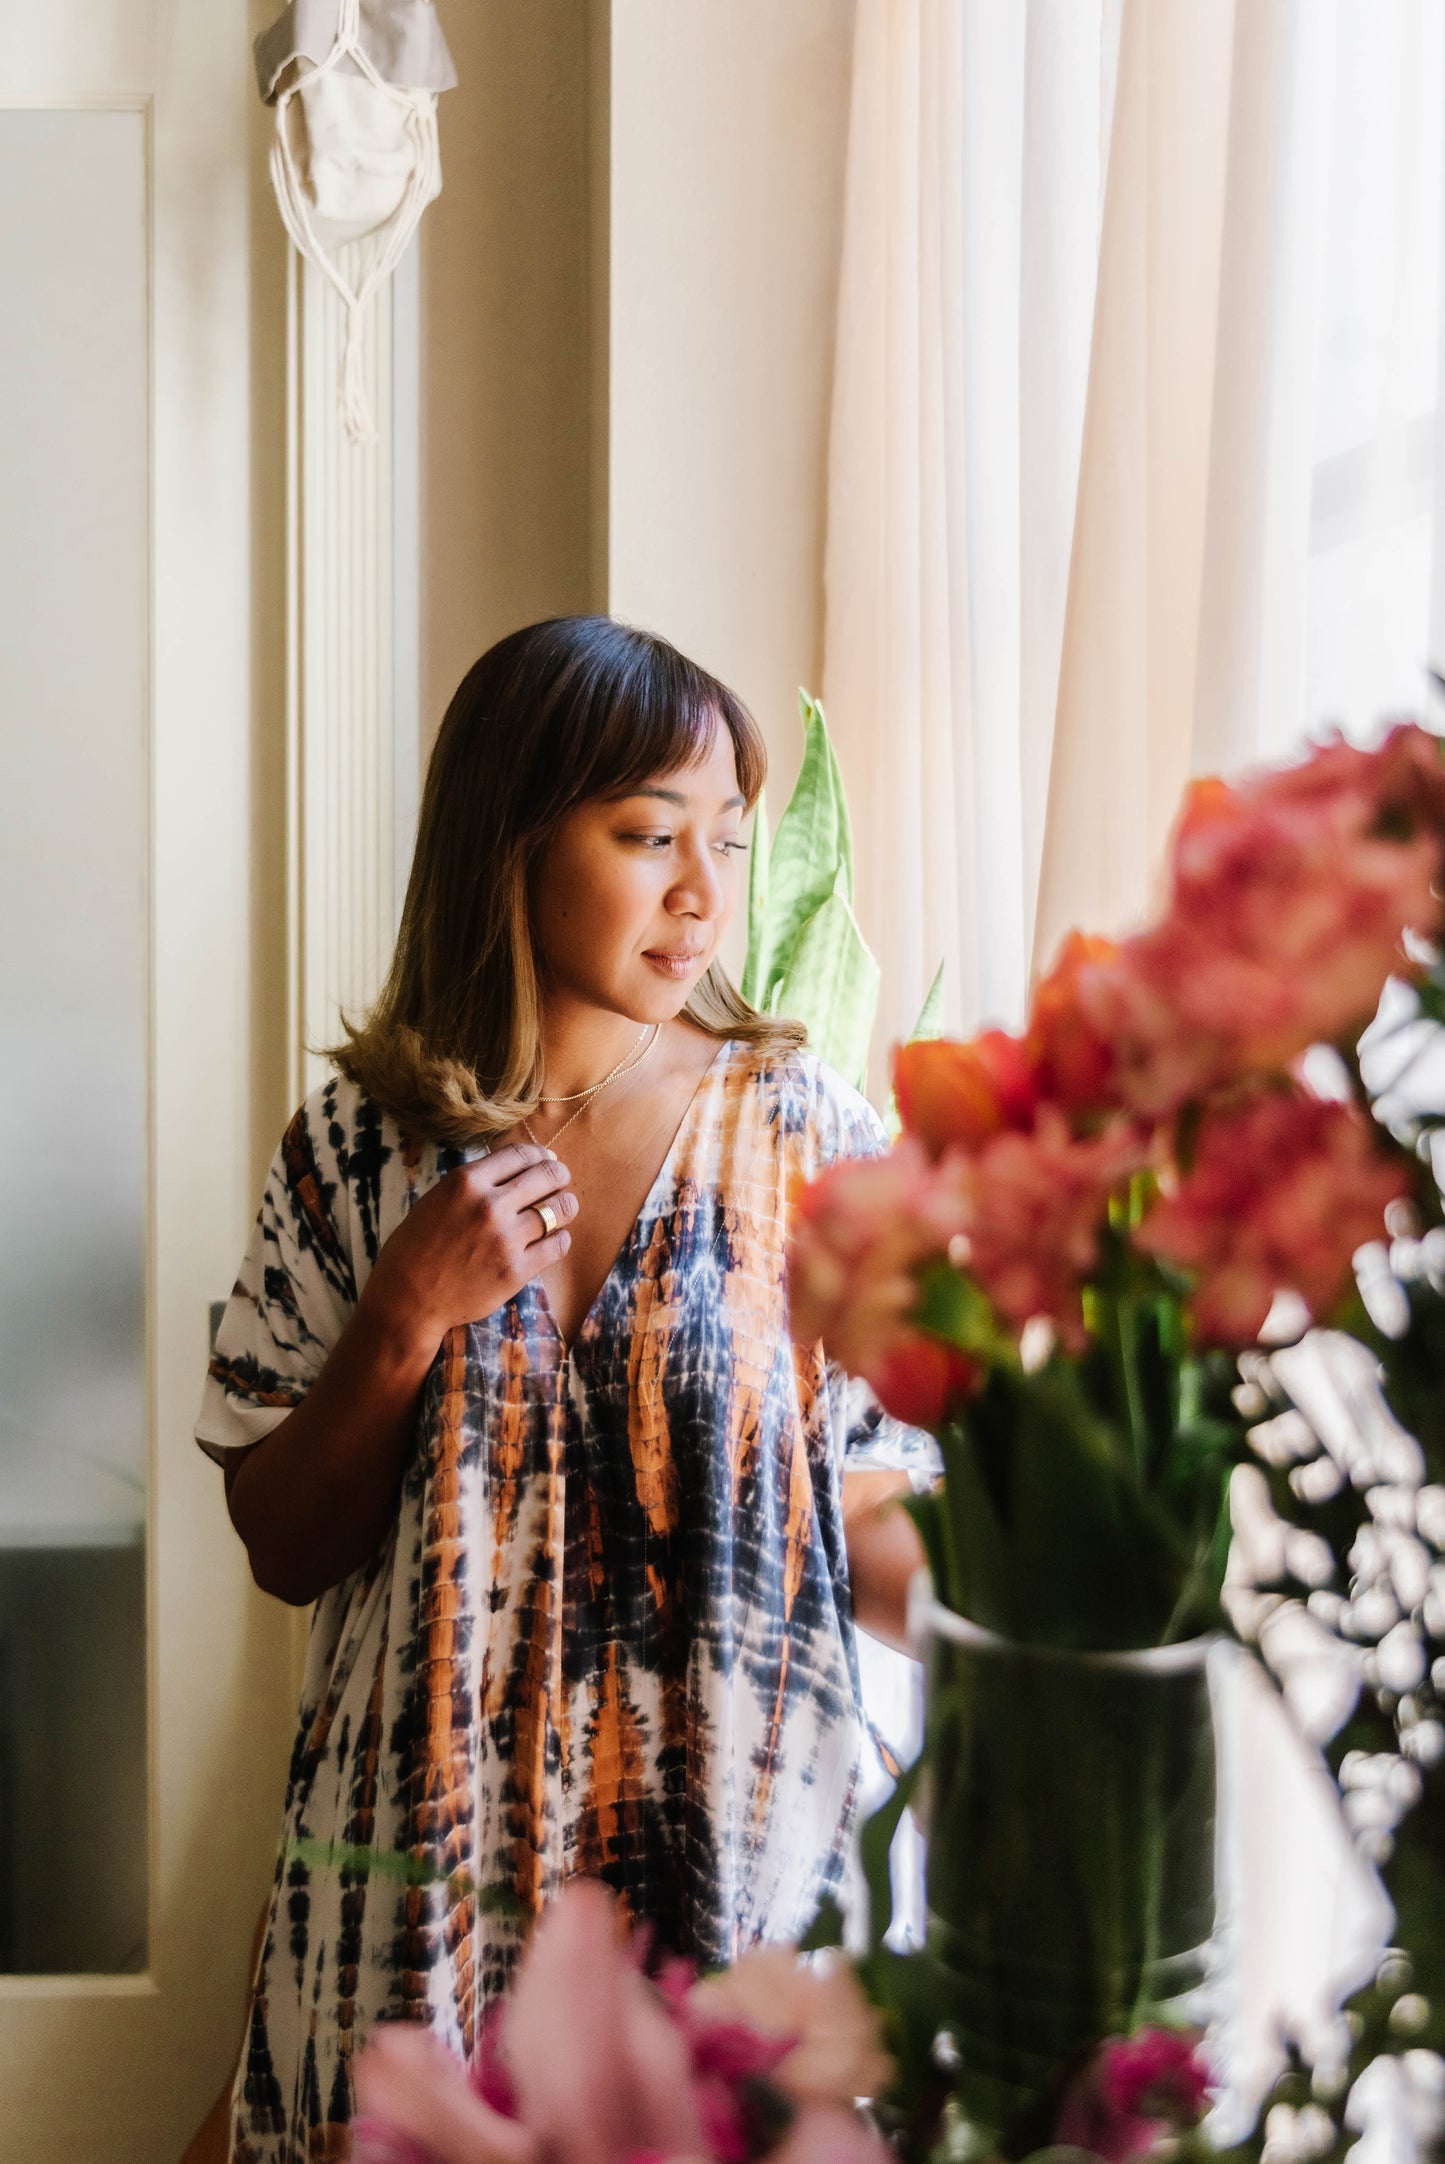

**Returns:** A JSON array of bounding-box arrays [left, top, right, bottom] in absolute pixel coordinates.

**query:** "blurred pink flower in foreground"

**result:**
[[689, 1945, 894, 2112], [1053, 2027, 1212, 2163], [953, 1111, 1147, 1353], [354, 1880, 894, 2164], [1138, 1089, 1410, 1347], [787, 1140, 978, 1425], [1078, 725, 1445, 1116]]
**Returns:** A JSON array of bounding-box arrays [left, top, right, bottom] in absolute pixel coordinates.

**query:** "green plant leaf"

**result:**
[[859, 1747, 924, 1954], [885, 961, 946, 1136], [911, 961, 945, 1043], [740, 786, 770, 1008], [756, 691, 855, 1008], [795, 1894, 847, 1952], [768, 883, 880, 1091]]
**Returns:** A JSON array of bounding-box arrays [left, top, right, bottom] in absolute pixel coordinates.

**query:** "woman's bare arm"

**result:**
[[842, 1469, 927, 1654], [224, 1142, 576, 1606]]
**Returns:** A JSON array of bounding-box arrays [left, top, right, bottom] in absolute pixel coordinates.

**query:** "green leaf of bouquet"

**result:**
[[740, 786, 770, 1008], [758, 690, 855, 1007], [767, 884, 880, 1091], [912, 1260, 1015, 1368], [859, 1747, 924, 1954], [795, 1893, 847, 1951], [934, 1367, 1200, 1649]]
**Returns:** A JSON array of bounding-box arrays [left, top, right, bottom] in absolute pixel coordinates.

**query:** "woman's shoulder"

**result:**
[[267, 1069, 416, 1260], [724, 1040, 890, 1169], [278, 1067, 399, 1173]]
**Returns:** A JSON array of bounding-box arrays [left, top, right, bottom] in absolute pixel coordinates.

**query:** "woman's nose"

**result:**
[[669, 838, 726, 919]]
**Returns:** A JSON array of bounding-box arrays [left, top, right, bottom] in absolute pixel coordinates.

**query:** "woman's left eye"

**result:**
[[714, 839, 748, 857]]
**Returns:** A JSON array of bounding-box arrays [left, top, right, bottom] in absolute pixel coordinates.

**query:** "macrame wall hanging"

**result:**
[[255, 0, 457, 440]]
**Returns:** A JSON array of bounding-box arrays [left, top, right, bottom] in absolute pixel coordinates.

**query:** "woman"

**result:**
[[197, 617, 932, 2162]]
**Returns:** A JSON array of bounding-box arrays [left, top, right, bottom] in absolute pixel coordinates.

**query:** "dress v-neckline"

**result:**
[[532, 1035, 736, 1356]]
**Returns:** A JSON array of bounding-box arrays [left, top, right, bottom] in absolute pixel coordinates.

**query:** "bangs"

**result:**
[[539, 623, 768, 818]]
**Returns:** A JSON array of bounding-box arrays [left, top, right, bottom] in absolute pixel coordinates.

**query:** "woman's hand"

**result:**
[[843, 1471, 927, 1654], [362, 1142, 577, 1354]]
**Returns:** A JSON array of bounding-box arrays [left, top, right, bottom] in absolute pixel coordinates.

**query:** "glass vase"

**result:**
[[913, 1591, 1217, 2148]]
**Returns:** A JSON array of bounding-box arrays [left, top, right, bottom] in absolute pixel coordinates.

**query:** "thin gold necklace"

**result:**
[[537, 1023, 650, 1103], [521, 1023, 661, 1148]]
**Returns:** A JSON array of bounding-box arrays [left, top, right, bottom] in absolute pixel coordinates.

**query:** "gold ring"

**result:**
[[532, 1200, 560, 1238]]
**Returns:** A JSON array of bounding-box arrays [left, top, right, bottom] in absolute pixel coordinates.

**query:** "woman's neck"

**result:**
[[536, 999, 655, 1101]]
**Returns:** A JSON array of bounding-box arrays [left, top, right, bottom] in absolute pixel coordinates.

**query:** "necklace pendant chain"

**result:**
[[520, 1022, 662, 1149]]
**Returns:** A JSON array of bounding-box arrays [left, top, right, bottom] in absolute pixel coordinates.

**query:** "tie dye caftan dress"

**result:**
[[196, 1037, 934, 2164]]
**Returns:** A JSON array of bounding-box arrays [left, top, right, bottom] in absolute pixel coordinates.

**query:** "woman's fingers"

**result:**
[[519, 1195, 577, 1250], [526, 1226, 572, 1267], [500, 1154, 576, 1213], [479, 1140, 555, 1186]]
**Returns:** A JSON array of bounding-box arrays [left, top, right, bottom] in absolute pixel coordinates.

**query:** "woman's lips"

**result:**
[[643, 948, 707, 980]]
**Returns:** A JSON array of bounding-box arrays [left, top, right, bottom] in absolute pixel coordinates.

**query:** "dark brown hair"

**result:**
[[329, 615, 805, 1142]]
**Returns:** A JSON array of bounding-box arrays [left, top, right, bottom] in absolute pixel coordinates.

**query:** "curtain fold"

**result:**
[[1030, 0, 1238, 972]]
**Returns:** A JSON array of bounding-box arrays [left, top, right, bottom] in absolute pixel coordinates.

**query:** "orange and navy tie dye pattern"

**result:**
[[196, 1040, 935, 2164]]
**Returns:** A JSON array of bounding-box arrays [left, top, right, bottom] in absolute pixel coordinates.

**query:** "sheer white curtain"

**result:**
[[822, 0, 1116, 1063], [824, 0, 1445, 1064], [824, 0, 1445, 2119]]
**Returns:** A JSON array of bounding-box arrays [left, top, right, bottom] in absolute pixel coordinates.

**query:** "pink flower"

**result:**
[[787, 1141, 979, 1425], [1137, 1088, 1410, 1347], [505, 1882, 708, 2164], [354, 2028, 536, 2164], [1054, 2028, 1212, 2163], [1076, 728, 1445, 1116], [354, 1883, 897, 2164], [952, 1111, 1148, 1353], [688, 1946, 894, 2111], [354, 1882, 705, 2164]]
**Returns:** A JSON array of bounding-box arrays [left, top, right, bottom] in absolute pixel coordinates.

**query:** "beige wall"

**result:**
[[606, 0, 855, 805], [418, 0, 600, 750], [419, 0, 857, 810]]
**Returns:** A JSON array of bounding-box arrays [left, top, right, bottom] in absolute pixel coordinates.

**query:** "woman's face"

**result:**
[[532, 725, 748, 1022]]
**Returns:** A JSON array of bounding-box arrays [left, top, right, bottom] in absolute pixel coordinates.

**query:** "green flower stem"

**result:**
[[1097, 1284, 1150, 1485]]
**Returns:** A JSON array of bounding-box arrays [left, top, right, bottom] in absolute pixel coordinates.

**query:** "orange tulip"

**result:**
[[893, 1031, 1038, 1158], [1026, 930, 1118, 1114]]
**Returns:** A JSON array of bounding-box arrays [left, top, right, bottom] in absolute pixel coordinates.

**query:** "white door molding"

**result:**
[[287, 239, 420, 1101]]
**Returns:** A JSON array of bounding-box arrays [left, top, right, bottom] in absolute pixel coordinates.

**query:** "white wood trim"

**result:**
[[392, 239, 422, 908], [288, 247, 404, 1103]]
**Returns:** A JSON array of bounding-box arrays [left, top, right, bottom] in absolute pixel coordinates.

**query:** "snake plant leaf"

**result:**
[[911, 959, 945, 1043], [768, 880, 880, 1092], [755, 690, 854, 1010], [740, 787, 770, 1009], [884, 960, 946, 1137]]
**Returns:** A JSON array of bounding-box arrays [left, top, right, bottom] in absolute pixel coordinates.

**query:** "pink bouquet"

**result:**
[[353, 1881, 894, 2164], [789, 723, 1445, 1649]]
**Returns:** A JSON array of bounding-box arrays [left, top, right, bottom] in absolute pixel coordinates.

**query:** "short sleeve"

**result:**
[[194, 1083, 359, 1465], [795, 1057, 943, 1485]]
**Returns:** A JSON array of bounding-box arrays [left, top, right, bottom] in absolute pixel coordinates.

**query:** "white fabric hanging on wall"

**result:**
[[256, 0, 456, 440]]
